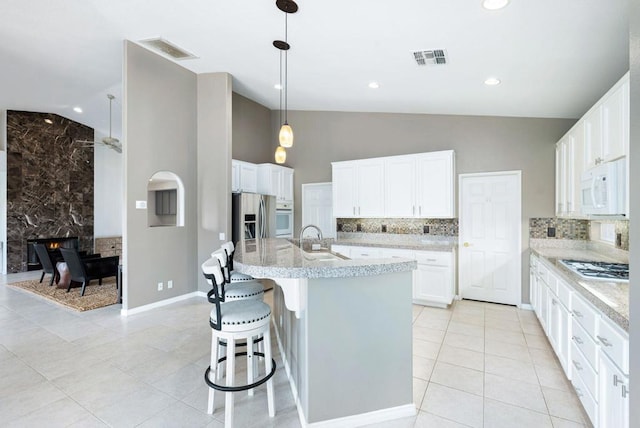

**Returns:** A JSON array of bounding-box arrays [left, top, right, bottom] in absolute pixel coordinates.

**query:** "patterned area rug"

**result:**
[[8, 277, 119, 311]]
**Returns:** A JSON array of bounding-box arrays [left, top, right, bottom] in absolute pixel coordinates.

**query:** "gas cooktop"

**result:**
[[559, 259, 629, 282]]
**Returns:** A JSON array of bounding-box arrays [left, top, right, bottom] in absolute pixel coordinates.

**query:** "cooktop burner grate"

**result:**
[[559, 260, 629, 282]]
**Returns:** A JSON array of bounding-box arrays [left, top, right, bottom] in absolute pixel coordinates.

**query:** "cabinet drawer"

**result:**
[[597, 317, 629, 375], [571, 341, 598, 401], [571, 318, 599, 371], [537, 262, 549, 284], [381, 248, 415, 259], [571, 366, 598, 426], [349, 247, 382, 259], [571, 293, 599, 334], [414, 251, 451, 266], [556, 279, 572, 309]]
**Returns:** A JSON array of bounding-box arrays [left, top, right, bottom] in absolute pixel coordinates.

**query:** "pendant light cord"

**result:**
[[284, 11, 288, 124]]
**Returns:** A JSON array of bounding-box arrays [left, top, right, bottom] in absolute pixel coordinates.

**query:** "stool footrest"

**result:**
[[204, 356, 276, 392], [217, 336, 264, 347]]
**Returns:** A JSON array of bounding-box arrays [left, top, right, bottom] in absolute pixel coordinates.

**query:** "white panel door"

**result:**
[[357, 160, 384, 217], [302, 183, 334, 238], [332, 163, 357, 217], [459, 172, 521, 305], [384, 156, 416, 217]]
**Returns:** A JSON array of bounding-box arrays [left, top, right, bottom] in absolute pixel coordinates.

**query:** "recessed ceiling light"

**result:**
[[368, 81, 380, 89], [44, 118, 53, 124], [274, 83, 283, 90], [484, 77, 501, 86], [73, 107, 83, 113], [482, 0, 510, 10]]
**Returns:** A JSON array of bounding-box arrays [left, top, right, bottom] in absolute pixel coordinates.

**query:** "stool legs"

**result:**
[[225, 337, 236, 428], [207, 332, 218, 415], [247, 335, 254, 396], [265, 328, 275, 417]]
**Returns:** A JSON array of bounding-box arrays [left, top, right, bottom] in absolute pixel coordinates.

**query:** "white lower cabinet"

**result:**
[[529, 254, 630, 428], [332, 244, 456, 307]]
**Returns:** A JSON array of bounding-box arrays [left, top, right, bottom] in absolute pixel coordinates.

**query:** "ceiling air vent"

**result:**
[[412, 49, 448, 66], [139, 38, 198, 60]]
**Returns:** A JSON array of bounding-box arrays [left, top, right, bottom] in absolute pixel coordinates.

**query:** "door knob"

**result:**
[[463, 242, 471, 247]]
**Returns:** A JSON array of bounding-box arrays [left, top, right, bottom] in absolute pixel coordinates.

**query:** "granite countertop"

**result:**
[[333, 233, 456, 252], [530, 247, 629, 332], [233, 238, 416, 279]]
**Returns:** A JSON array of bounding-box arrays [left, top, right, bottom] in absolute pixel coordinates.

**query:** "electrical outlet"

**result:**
[[167, 280, 173, 289], [219, 232, 225, 241], [547, 227, 556, 238], [157, 282, 163, 291]]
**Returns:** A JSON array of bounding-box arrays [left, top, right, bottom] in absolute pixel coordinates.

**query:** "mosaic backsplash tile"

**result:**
[[336, 218, 458, 237], [594, 220, 630, 251], [529, 218, 590, 240]]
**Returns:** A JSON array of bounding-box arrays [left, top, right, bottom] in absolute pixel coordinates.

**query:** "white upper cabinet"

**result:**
[[334, 150, 455, 219], [583, 73, 629, 169], [556, 128, 583, 217], [257, 164, 294, 202], [232, 160, 258, 193], [332, 159, 385, 217]]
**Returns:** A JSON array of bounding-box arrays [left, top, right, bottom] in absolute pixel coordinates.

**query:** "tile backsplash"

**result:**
[[336, 218, 458, 237], [529, 218, 629, 251]]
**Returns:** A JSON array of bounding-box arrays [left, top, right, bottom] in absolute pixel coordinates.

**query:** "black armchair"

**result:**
[[59, 248, 119, 296], [33, 243, 59, 286]]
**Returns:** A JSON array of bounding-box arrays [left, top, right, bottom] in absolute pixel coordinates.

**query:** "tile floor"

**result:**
[[0, 272, 589, 427]]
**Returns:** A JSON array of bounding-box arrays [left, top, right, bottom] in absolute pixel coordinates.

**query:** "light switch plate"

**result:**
[[136, 200, 147, 209], [219, 232, 225, 241]]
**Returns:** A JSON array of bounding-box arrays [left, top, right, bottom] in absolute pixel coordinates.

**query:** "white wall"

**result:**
[[94, 145, 123, 238]]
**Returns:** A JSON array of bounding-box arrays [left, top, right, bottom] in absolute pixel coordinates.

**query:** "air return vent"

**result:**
[[139, 38, 198, 60], [412, 49, 448, 66]]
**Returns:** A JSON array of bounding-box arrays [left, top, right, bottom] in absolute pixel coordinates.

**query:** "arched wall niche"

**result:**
[[147, 171, 185, 227]]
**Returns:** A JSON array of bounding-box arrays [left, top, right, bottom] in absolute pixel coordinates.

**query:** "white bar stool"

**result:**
[[221, 241, 256, 283], [202, 258, 276, 427]]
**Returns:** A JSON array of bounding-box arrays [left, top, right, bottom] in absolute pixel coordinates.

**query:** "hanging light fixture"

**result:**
[[274, 0, 297, 150], [275, 145, 287, 164]]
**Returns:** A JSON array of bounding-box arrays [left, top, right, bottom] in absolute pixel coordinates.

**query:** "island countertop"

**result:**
[[233, 238, 416, 279]]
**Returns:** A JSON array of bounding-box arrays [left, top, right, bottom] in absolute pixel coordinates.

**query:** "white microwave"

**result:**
[[580, 158, 626, 216]]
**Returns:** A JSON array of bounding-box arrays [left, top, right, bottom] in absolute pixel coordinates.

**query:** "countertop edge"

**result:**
[[530, 248, 629, 333], [332, 240, 456, 252]]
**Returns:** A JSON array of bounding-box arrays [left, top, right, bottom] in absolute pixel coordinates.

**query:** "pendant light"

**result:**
[[274, 0, 297, 150], [275, 145, 287, 164]]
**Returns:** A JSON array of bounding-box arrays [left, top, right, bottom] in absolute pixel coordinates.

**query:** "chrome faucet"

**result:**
[[299, 224, 323, 244]]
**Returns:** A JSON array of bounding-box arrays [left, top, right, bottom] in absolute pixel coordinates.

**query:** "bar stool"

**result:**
[[210, 249, 263, 301], [202, 258, 276, 427], [220, 241, 255, 283]]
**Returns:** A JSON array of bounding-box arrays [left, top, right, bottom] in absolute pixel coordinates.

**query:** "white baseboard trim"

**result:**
[[519, 303, 534, 311], [121, 291, 206, 316]]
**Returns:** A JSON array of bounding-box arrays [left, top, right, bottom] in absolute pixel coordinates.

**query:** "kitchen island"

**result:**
[[234, 238, 417, 427]]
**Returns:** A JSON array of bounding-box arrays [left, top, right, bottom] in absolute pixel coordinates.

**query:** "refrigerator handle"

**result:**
[[259, 197, 266, 238]]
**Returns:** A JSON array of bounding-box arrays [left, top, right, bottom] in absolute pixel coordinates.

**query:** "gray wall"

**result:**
[[272, 111, 575, 302], [124, 41, 198, 309], [197, 73, 233, 292], [232, 93, 273, 164], [629, 0, 639, 420]]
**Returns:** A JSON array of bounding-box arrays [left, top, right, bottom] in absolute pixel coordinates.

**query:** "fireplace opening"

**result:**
[[26, 237, 80, 271]]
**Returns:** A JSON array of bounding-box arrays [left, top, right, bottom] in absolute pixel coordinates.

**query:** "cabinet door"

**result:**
[[357, 160, 385, 217], [602, 80, 628, 162], [555, 141, 566, 216], [568, 126, 584, 217], [384, 156, 416, 217], [349, 246, 382, 259], [584, 106, 603, 169], [240, 163, 257, 193], [232, 161, 241, 192], [280, 168, 294, 201], [414, 263, 452, 305], [539, 283, 548, 332], [416, 151, 454, 217], [548, 295, 570, 374], [332, 163, 357, 217], [598, 351, 629, 428]]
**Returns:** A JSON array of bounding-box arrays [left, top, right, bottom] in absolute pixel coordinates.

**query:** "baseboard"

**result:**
[[121, 291, 205, 316], [519, 303, 534, 311], [303, 404, 416, 428]]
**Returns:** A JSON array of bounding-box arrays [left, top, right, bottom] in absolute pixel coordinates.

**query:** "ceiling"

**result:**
[[0, 0, 629, 141]]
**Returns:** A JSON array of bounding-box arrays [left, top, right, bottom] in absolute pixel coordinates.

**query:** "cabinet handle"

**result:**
[[552, 299, 557, 306], [573, 310, 583, 318], [622, 385, 629, 398], [597, 335, 613, 347], [614, 374, 624, 386], [572, 335, 584, 345], [575, 387, 583, 398], [567, 202, 572, 212], [358, 206, 361, 215], [353, 206, 356, 215], [412, 206, 415, 215], [426, 258, 437, 262], [419, 206, 422, 216], [572, 360, 583, 371]]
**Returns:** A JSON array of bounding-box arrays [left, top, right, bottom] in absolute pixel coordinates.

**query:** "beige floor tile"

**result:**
[[413, 326, 446, 344], [421, 383, 483, 428], [525, 333, 553, 351], [485, 328, 527, 346], [484, 318, 523, 333], [362, 415, 417, 428], [452, 305, 485, 317], [413, 305, 424, 322], [484, 397, 553, 428], [450, 313, 485, 326], [483, 303, 518, 312], [550, 416, 587, 427], [484, 373, 548, 414], [484, 354, 539, 385], [542, 387, 587, 424], [413, 316, 450, 331], [484, 309, 520, 323], [413, 356, 436, 381], [437, 344, 484, 371], [485, 339, 532, 362], [443, 331, 484, 353], [446, 320, 485, 337], [430, 361, 484, 396], [521, 321, 546, 337], [415, 411, 471, 428], [418, 307, 453, 320], [413, 378, 429, 409], [530, 347, 563, 370], [535, 365, 572, 391], [413, 338, 442, 359], [455, 300, 486, 310]]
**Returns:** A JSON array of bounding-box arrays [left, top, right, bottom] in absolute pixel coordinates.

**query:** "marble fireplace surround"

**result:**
[[6, 110, 95, 273]]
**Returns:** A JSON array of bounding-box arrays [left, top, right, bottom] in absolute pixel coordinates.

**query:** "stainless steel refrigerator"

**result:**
[[232, 193, 276, 245]]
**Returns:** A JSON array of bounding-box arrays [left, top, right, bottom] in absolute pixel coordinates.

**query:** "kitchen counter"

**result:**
[[530, 246, 629, 331], [233, 238, 415, 425]]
